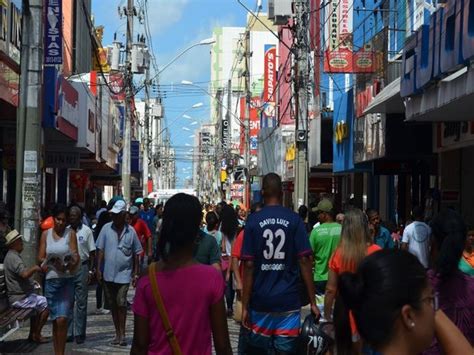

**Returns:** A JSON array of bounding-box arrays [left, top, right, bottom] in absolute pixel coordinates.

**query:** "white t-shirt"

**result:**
[[402, 221, 431, 268], [75, 224, 96, 263]]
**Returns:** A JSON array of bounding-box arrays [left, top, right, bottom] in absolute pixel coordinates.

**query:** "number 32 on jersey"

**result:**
[[263, 228, 286, 260]]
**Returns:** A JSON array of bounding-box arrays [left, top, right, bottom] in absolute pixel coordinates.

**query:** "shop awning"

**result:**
[[364, 77, 404, 115], [405, 66, 474, 122]]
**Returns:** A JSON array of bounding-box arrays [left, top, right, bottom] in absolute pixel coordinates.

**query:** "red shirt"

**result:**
[[131, 218, 151, 256], [231, 230, 245, 279]]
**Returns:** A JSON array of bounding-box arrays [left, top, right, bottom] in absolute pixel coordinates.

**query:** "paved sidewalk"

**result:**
[[0, 287, 241, 354]]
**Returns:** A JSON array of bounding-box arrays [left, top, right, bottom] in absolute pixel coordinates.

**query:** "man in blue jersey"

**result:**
[[241, 173, 319, 354]]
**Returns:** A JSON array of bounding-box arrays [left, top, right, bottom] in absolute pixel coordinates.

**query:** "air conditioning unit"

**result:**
[[268, 0, 292, 25]]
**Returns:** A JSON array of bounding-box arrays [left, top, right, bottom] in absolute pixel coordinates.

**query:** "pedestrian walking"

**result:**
[[128, 205, 153, 270], [401, 206, 432, 268], [193, 229, 221, 270], [95, 200, 108, 220], [231, 202, 262, 354], [139, 197, 155, 232], [130, 193, 232, 355], [423, 209, 474, 354], [334, 249, 473, 355], [38, 204, 80, 355], [309, 199, 341, 295], [93, 200, 113, 315], [241, 173, 319, 354], [324, 208, 381, 353], [3, 230, 49, 343], [67, 206, 96, 344], [204, 211, 222, 246], [460, 229, 474, 275], [367, 209, 394, 249], [220, 204, 239, 317], [96, 199, 142, 346]]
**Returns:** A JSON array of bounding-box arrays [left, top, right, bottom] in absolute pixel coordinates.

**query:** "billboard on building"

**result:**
[[262, 44, 277, 127], [44, 0, 63, 65], [323, 0, 375, 73]]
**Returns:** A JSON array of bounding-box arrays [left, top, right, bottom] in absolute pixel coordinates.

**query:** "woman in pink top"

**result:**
[[131, 193, 232, 355]]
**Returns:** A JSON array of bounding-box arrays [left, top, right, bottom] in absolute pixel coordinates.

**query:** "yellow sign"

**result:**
[[92, 47, 110, 73], [220, 170, 227, 183], [285, 144, 296, 161], [335, 121, 349, 144]]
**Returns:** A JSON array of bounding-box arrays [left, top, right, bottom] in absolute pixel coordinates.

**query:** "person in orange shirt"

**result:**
[[324, 208, 381, 353]]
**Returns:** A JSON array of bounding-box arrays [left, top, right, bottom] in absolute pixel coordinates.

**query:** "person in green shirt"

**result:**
[[309, 199, 341, 295]]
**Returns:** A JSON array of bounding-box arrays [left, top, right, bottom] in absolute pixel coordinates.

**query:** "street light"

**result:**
[[182, 127, 191, 131], [190, 121, 198, 126], [181, 80, 246, 127], [157, 39, 215, 76]]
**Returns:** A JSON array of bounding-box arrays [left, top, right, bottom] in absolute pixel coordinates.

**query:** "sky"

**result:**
[[92, 0, 265, 188]]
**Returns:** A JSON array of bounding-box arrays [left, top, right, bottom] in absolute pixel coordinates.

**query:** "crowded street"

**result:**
[[0, 0, 473, 354]]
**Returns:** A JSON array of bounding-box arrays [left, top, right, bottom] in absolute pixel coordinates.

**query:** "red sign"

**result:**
[[108, 73, 126, 101], [264, 44, 277, 103], [355, 81, 381, 118], [240, 97, 262, 156]]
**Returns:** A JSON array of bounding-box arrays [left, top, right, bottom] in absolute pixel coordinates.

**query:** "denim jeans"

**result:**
[[68, 263, 89, 338]]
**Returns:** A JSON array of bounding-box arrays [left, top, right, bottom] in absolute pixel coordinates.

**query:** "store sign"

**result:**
[[45, 151, 80, 168], [354, 113, 385, 163], [56, 76, 79, 140], [44, 0, 62, 65], [434, 121, 474, 152], [334, 121, 348, 144], [402, 0, 474, 97], [263, 44, 277, 127]]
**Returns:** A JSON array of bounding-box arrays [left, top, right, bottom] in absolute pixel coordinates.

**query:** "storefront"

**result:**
[[401, 0, 474, 225]]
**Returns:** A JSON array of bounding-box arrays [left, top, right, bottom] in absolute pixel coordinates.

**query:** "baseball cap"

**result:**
[[109, 200, 127, 214], [312, 199, 333, 213], [129, 205, 139, 215], [5, 229, 22, 246]]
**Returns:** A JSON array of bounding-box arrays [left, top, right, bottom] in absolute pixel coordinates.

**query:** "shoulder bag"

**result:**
[[148, 262, 183, 355]]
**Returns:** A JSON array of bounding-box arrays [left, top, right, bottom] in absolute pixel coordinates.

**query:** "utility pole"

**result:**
[[294, 0, 310, 210], [142, 67, 150, 196], [14, 0, 43, 266], [244, 31, 251, 210], [122, 0, 134, 203]]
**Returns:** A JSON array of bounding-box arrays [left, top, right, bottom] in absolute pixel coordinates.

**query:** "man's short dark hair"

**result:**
[[412, 206, 424, 220], [262, 173, 282, 199]]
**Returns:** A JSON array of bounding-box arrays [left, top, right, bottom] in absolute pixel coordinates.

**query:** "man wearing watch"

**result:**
[[67, 206, 96, 344], [96, 200, 142, 346]]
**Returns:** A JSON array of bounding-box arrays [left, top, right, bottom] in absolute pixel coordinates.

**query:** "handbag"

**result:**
[[148, 262, 183, 355]]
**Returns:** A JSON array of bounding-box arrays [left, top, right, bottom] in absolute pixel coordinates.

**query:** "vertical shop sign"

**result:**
[[44, 0, 62, 65], [262, 44, 277, 127]]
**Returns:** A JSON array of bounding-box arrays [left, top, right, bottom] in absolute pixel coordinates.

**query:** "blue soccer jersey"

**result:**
[[241, 205, 312, 312]]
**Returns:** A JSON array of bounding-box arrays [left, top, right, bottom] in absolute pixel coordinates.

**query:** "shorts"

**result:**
[[12, 293, 48, 312], [314, 281, 327, 295], [248, 309, 300, 353], [103, 282, 129, 310], [44, 278, 74, 320]]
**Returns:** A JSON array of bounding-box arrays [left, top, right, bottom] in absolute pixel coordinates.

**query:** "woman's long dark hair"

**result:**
[[157, 193, 202, 260], [220, 204, 238, 242], [430, 209, 466, 278], [334, 250, 427, 354]]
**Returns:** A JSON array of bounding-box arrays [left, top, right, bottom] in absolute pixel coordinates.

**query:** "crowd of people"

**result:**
[[0, 172, 473, 354]]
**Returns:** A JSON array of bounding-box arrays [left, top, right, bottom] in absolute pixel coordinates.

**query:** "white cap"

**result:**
[[109, 200, 127, 214]]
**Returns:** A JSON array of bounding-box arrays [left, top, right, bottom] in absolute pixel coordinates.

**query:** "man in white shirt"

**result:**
[[402, 206, 432, 268], [67, 206, 96, 344]]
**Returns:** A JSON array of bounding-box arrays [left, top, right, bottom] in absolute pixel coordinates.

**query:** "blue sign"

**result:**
[[131, 140, 140, 173], [44, 0, 62, 65], [402, 0, 474, 97]]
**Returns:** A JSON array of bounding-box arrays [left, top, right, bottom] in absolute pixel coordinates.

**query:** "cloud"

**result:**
[[145, 0, 189, 35]]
